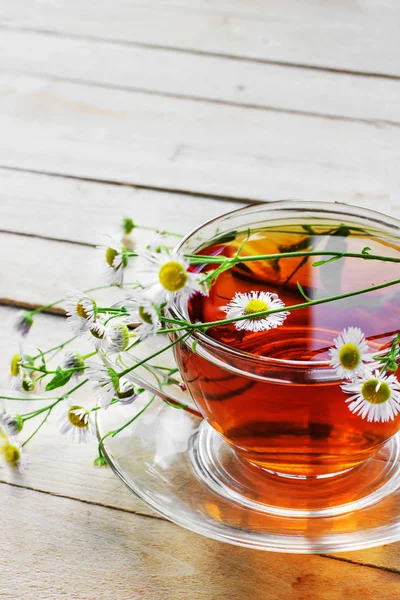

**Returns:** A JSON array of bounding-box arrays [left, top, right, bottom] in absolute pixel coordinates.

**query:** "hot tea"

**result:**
[[175, 218, 400, 476]]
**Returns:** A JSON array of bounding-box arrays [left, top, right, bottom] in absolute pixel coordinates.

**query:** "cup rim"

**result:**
[[168, 199, 400, 369]]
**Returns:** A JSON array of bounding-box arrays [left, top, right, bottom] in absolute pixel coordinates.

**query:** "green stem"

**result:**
[[22, 283, 141, 319], [194, 277, 400, 329], [22, 409, 52, 447], [98, 395, 155, 457], [0, 395, 59, 402], [97, 307, 127, 314], [81, 351, 97, 361], [90, 399, 119, 412], [157, 277, 400, 332], [21, 379, 88, 421], [134, 224, 182, 238], [119, 333, 190, 377], [20, 364, 88, 375], [32, 336, 78, 361], [186, 250, 400, 265]]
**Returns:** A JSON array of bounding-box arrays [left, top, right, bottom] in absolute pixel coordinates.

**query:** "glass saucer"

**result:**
[[97, 395, 400, 553]]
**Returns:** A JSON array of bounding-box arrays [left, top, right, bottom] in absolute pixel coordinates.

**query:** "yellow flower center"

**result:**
[[361, 379, 391, 405], [158, 261, 188, 292], [2, 443, 21, 465], [244, 299, 269, 318], [76, 299, 96, 320], [105, 247, 118, 267], [105, 246, 128, 268], [10, 354, 21, 377], [90, 326, 105, 340], [68, 406, 89, 429], [21, 377, 35, 393], [139, 306, 154, 324], [338, 343, 361, 370], [114, 324, 129, 351]]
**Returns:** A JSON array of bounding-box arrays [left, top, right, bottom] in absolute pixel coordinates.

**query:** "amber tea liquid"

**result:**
[[175, 219, 400, 477]]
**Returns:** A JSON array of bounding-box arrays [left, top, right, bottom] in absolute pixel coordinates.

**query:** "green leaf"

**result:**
[[191, 339, 199, 353], [296, 281, 312, 302], [312, 254, 343, 267], [45, 366, 74, 391], [362, 246, 372, 256]]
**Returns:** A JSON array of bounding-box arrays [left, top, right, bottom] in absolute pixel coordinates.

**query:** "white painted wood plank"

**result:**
[[0, 169, 243, 246], [1, 307, 400, 574], [1, 170, 399, 249], [1, 30, 400, 123], [0, 306, 158, 517], [2, 485, 400, 600], [0, 74, 398, 204], [1, 1, 400, 76]]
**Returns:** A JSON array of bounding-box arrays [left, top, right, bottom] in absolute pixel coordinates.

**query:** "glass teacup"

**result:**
[[162, 201, 400, 479]]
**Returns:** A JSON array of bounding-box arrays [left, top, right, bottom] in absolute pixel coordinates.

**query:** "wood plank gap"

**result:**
[[0, 228, 95, 248], [0, 298, 65, 315], [0, 479, 165, 521], [0, 165, 260, 206], [1, 23, 399, 83], [319, 553, 400, 577], [1, 479, 398, 575], [4, 67, 397, 128]]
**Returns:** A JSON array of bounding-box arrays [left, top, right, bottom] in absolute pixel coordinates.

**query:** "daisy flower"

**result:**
[[9, 353, 35, 393], [98, 235, 129, 285], [342, 371, 400, 422], [65, 291, 98, 334], [14, 310, 33, 337], [116, 378, 138, 405], [103, 322, 130, 354], [86, 363, 120, 409], [125, 294, 161, 341], [84, 320, 109, 350], [0, 413, 23, 437], [329, 327, 375, 381], [61, 351, 86, 378], [1, 440, 30, 472], [59, 405, 95, 443], [10, 353, 22, 390], [138, 249, 207, 306], [222, 291, 289, 332]]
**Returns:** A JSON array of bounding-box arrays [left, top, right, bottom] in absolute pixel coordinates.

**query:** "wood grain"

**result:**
[[0, 74, 399, 204], [1, 0, 400, 76], [1, 303, 400, 574], [1, 484, 399, 600], [1, 1, 400, 590], [1, 30, 400, 124], [0, 168, 243, 246]]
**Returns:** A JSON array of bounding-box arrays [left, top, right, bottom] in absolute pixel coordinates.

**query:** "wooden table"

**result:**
[[1, 2, 400, 598]]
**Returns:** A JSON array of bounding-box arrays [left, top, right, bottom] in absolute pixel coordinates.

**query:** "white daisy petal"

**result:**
[[1, 439, 30, 472], [329, 326, 376, 381], [222, 291, 289, 332], [137, 249, 207, 307], [98, 235, 129, 285], [86, 363, 120, 409], [61, 351, 86, 379], [58, 404, 95, 444], [102, 322, 131, 354], [124, 293, 162, 341], [65, 291, 98, 334], [342, 371, 400, 422]]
